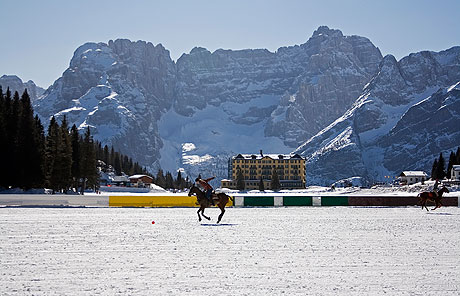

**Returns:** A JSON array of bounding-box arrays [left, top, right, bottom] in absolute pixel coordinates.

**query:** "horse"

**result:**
[[418, 186, 449, 211], [188, 184, 233, 223]]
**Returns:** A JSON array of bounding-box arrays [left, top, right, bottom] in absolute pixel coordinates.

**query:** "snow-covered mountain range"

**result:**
[[295, 47, 460, 185], [4, 26, 459, 187]]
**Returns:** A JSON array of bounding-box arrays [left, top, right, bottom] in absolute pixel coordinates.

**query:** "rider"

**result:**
[[196, 176, 215, 205], [433, 179, 439, 198]]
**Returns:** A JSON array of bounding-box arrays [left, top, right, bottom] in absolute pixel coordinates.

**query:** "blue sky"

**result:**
[[1, 0, 459, 88]]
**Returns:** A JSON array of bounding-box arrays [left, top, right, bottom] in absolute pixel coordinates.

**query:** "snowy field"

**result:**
[[1, 207, 460, 295]]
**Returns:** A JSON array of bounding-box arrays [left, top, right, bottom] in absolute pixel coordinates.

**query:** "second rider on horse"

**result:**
[[196, 176, 215, 205]]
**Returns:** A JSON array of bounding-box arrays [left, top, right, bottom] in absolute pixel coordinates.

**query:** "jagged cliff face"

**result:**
[[265, 26, 383, 146], [294, 47, 460, 185], [34, 39, 176, 169], [33, 26, 383, 179], [176, 26, 382, 147], [0, 75, 45, 101]]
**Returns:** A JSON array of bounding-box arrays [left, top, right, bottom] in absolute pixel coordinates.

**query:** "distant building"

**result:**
[[399, 171, 427, 185], [221, 150, 306, 190], [111, 175, 130, 186], [129, 175, 154, 188], [452, 165, 460, 181]]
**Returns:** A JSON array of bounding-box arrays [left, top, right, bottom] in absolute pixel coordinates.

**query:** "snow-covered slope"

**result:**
[[295, 47, 460, 185]]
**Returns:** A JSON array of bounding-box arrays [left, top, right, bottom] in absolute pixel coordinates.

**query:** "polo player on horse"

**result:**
[[195, 176, 215, 206]]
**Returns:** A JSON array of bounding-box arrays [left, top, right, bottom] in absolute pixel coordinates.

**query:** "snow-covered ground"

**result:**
[[1, 207, 459, 295]]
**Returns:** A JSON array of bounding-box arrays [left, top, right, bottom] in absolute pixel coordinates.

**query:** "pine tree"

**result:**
[[236, 168, 245, 191], [2, 88, 15, 188], [113, 152, 122, 175], [32, 115, 45, 188], [258, 176, 265, 191], [176, 171, 185, 190], [456, 147, 460, 165], [80, 127, 98, 194], [103, 145, 109, 165], [271, 169, 281, 191], [165, 171, 174, 189], [0, 87, 7, 188], [156, 169, 166, 188], [110, 146, 115, 167], [57, 116, 72, 192], [8, 91, 21, 188], [17, 90, 43, 189], [45, 116, 60, 192], [70, 125, 81, 191], [121, 155, 130, 174], [436, 153, 446, 180]]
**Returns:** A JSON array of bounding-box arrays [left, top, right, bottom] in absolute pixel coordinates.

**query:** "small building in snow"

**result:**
[[112, 175, 130, 186], [399, 171, 427, 185], [129, 175, 154, 188], [451, 165, 460, 181]]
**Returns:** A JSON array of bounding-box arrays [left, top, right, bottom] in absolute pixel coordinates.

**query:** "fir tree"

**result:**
[[236, 168, 245, 191], [17, 90, 43, 189], [70, 125, 81, 191], [0, 87, 7, 188], [103, 145, 109, 165], [156, 169, 166, 188], [176, 171, 185, 190], [456, 147, 460, 165], [45, 116, 60, 192], [113, 152, 122, 175], [32, 115, 45, 188], [8, 91, 21, 188], [258, 176, 265, 191], [57, 116, 72, 192], [271, 169, 281, 191], [436, 152, 446, 180], [80, 127, 98, 194], [165, 172, 174, 189]]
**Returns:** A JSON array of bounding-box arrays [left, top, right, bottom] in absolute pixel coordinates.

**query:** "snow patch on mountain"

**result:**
[[158, 96, 291, 184]]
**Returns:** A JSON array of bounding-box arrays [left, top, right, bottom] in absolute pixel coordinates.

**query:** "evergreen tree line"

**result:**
[[0, 88, 148, 193], [431, 147, 460, 180], [154, 169, 191, 191], [95, 143, 148, 177]]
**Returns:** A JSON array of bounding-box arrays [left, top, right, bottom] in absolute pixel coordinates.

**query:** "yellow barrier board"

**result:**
[[109, 195, 233, 207]]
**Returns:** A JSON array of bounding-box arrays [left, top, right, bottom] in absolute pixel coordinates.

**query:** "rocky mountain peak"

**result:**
[[0, 75, 45, 101], [312, 25, 343, 38]]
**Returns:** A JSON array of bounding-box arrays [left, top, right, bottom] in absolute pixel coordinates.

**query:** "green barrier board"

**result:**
[[321, 196, 349, 206], [283, 196, 313, 206]]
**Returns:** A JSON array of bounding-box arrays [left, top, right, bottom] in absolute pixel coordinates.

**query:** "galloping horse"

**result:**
[[188, 184, 233, 223], [418, 186, 449, 211]]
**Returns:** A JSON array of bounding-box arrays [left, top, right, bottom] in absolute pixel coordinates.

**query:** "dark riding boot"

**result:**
[[209, 197, 214, 206]]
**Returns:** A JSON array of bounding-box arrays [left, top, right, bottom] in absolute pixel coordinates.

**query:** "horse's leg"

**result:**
[[201, 208, 211, 221], [423, 200, 429, 211], [197, 207, 202, 222], [217, 205, 225, 223]]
